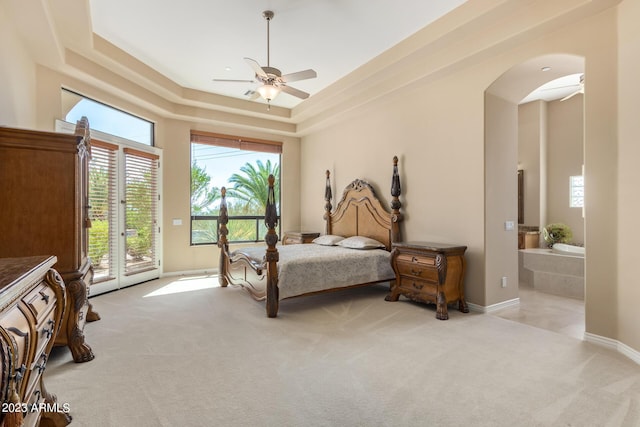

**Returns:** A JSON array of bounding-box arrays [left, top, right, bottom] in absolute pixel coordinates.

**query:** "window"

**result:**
[[570, 175, 584, 208], [62, 89, 154, 146], [190, 131, 281, 245]]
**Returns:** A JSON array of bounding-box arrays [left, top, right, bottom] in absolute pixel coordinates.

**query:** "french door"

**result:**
[[58, 121, 162, 296], [89, 141, 162, 295]]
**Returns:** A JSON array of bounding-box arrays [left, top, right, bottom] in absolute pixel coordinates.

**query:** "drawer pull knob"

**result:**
[[36, 360, 47, 373], [42, 319, 55, 338], [14, 364, 27, 382], [39, 291, 50, 303], [411, 256, 419, 263], [410, 269, 422, 276], [412, 282, 424, 290]]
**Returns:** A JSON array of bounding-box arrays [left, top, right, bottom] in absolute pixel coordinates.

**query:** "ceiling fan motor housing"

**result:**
[[262, 67, 282, 78]]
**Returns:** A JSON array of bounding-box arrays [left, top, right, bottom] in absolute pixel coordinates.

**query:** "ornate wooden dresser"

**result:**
[[0, 119, 99, 363], [386, 241, 469, 320], [0, 256, 71, 427]]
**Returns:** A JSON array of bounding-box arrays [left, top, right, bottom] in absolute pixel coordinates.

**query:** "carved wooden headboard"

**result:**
[[324, 156, 402, 251]]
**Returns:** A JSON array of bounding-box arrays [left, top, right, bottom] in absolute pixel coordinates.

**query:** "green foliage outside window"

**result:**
[[190, 158, 280, 244]]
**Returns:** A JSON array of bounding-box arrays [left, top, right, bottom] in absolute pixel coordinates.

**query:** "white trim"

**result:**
[[584, 333, 640, 365], [467, 298, 520, 313], [161, 268, 220, 278]]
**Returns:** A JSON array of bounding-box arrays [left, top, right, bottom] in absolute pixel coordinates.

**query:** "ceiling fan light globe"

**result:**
[[258, 84, 281, 101]]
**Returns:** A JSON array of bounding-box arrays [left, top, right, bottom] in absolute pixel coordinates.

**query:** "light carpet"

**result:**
[[45, 275, 640, 427]]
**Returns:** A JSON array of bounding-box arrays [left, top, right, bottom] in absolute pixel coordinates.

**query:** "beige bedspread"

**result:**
[[233, 243, 395, 299]]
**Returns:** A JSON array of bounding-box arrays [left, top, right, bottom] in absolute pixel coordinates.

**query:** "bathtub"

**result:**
[[552, 243, 585, 257], [519, 248, 584, 299]]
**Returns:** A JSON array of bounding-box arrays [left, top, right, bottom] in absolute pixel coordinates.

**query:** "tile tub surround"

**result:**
[[519, 248, 585, 299]]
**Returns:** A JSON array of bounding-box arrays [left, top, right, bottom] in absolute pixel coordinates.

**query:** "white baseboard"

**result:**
[[161, 268, 219, 278], [467, 298, 520, 313], [584, 332, 640, 365]]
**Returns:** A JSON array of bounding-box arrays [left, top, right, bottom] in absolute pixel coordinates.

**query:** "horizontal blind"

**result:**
[[124, 149, 159, 275], [88, 140, 118, 282], [191, 131, 282, 154]]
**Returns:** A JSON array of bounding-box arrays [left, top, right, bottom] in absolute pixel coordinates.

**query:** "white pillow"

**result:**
[[337, 236, 386, 249], [312, 234, 345, 246]]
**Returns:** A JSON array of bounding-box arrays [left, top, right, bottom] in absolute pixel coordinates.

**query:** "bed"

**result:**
[[217, 156, 403, 317]]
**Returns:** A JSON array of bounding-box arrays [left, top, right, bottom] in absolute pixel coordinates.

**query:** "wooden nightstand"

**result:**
[[282, 231, 320, 245], [385, 241, 469, 320]]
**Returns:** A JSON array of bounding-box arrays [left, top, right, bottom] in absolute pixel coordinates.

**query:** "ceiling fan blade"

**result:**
[[281, 85, 310, 100], [213, 79, 255, 83], [281, 69, 317, 83], [244, 57, 268, 79], [541, 83, 580, 92], [560, 88, 582, 102]]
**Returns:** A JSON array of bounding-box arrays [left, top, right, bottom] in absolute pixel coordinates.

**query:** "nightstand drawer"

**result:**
[[396, 253, 435, 267], [396, 260, 439, 282], [398, 277, 438, 297]]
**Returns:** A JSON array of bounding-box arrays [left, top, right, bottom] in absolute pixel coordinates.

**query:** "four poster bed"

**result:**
[[217, 156, 403, 317]]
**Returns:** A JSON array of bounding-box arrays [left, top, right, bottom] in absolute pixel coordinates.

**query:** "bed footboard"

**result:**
[[217, 177, 281, 317]]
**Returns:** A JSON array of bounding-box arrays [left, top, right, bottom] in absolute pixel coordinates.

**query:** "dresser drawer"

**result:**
[[33, 309, 57, 364], [22, 281, 56, 325]]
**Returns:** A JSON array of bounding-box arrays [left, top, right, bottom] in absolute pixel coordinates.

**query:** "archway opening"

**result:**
[[484, 53, 586, 338]]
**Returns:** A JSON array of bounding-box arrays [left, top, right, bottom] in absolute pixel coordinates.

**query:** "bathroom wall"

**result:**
[[518, 95, 584, 246]]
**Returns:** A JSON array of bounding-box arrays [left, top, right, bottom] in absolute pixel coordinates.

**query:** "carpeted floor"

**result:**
[[45, 275, 640, 427]]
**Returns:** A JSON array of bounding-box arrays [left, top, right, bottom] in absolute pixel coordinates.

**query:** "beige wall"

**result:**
[[617, 0, 640, 352], [485, 93, 519, 305], [0, 3, 36, 128]]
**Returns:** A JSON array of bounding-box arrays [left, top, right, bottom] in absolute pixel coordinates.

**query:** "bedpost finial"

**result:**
[[268, 174, 275, 187], [221, 186, 226, 198], [393, 156, 398, 166]]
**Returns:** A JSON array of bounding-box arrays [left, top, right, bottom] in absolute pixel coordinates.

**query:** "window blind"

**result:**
[[124, 148, 159, 275], [88, 140, 118, 282], [191, 131, 282, 154]]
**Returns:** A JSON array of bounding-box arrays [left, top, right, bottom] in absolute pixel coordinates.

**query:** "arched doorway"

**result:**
[[484, 54, 586, 338]]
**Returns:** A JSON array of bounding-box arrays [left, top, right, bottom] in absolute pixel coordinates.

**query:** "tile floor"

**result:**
[[491, 284, 585, 340]]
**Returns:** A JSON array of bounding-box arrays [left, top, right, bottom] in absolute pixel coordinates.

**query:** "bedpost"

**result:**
[[323, 170, 332, 235], [390, 156, 403, 243], [217, 187, 229, 287], [264, 174, 280, 317]]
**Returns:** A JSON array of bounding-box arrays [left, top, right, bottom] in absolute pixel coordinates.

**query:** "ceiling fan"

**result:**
[[213, 10, 317, 109], [560, 74, 584, 101]]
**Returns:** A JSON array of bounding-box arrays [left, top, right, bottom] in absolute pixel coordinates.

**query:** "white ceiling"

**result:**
[[89, 0, 469, 109]]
